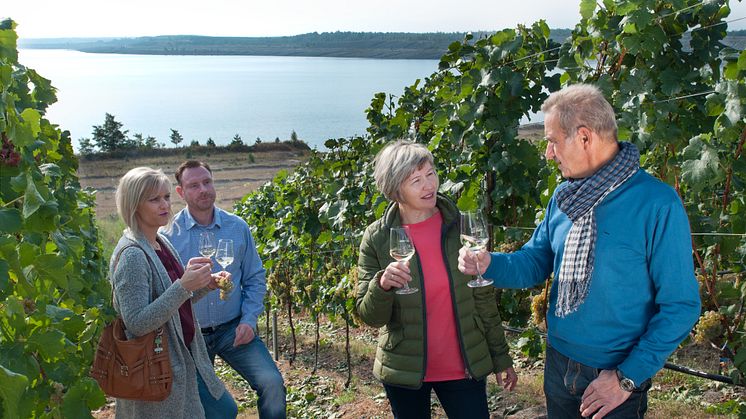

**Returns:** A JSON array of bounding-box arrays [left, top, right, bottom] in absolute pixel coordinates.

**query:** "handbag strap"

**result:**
[[111, 242, 159, 310]]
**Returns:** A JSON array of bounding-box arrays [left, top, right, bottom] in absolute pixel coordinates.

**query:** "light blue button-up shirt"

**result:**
[[164, 207, 267, 330]]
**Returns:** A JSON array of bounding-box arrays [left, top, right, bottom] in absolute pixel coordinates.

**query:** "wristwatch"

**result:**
[[615, 369, 637, 392]]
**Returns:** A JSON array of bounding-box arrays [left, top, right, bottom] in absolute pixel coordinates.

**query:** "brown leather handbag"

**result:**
[[90, 244, 173, 401]]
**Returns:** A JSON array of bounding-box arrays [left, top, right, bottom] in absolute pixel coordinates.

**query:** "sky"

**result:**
[[5, 0, 745, 39]]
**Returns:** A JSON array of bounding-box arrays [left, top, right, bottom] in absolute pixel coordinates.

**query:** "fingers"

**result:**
[[233, 324, 255, 347], [505, 368, 518, 391], [183, 263, 214, 291], [496, 368, 518, 392], [579, 371, 631, 418], [458, 246, 478, 275], [187, 256, 213, 268], [379, 261, 412, 291]]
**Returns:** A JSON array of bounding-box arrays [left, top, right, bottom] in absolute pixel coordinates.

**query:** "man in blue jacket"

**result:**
[[165, 160, 286, 419], [459, 84, 700, 418]]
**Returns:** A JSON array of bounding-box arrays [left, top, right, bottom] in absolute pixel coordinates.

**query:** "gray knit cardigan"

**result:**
[[109, 230, 226, 419]]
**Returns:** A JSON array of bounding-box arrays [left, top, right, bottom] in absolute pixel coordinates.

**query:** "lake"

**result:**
[[18, 49, 440, 150]]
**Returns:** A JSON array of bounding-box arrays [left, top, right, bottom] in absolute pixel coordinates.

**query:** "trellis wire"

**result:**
[[503, 325, 743, 386]]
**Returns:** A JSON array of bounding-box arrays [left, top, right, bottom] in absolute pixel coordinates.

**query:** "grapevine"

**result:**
[[0, 19, 110, 418]]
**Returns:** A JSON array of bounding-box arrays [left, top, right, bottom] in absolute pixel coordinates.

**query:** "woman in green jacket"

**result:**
[[356, 140, 517, 418]]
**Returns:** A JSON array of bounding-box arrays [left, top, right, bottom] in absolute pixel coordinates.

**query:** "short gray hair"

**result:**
[[373, 140, 434, 202], [541, 84, 617, 141], [115, 167, 173, 237]]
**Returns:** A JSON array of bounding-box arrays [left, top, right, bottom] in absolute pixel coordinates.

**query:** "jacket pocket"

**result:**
[[378, 327, 404, 351]]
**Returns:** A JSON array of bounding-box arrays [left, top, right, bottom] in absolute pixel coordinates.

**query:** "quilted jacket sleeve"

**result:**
[[355, 224, 395, 328], [473, 285, 513, 373]]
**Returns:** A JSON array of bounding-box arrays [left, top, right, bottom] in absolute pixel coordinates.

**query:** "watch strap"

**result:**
[[615, 369, 637, 392]]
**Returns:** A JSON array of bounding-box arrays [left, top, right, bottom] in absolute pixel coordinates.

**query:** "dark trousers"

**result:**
[[544, 345, 650, 418], [383, 378, 489, 419]]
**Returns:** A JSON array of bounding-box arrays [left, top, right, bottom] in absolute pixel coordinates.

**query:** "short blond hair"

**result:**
[[373, 140, 434, 202], [541, 84, 617, 141], [115, 167, 172, 237]]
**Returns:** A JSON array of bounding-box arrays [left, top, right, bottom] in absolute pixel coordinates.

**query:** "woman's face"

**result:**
[[135, 184, 172, 233], [398, 162, 438, 215]]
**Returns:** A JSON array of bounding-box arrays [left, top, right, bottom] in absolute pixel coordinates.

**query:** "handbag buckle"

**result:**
[[120, 365, 128, 376], [154, 328, 163, 354]]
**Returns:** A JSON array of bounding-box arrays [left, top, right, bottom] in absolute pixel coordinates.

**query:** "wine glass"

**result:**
[[389, 227, 418, 295], [215, 239, 234, 273], [199, 231, 216, 258], [460, 211, 493, 288]]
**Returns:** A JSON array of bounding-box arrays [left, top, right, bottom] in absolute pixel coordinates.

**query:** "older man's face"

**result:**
[[544, 112, 593, 179]]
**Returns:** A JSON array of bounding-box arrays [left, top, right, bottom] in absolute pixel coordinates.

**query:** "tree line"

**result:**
[[19, 29, 746, 59], [77, 113, 309, 157]]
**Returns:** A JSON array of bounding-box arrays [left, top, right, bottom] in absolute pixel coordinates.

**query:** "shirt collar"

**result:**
[[183, 206, 222, 230]]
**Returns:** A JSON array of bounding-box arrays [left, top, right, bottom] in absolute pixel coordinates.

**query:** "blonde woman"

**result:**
[[356, 140, 517, 418], [110, 167, 236, 418]]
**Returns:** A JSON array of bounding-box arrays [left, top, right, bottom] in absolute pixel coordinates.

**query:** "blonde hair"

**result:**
[[373, 140, 434, 202], [115, 167, 172, 237], [541, 84, 617, 141]]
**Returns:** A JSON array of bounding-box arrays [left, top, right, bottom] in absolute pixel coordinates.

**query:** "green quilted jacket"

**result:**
[[356, 194, 512, 388]]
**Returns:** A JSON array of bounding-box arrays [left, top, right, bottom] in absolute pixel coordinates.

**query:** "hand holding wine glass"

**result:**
[[389, 227, 418, 295], [460, 211, 493, 288], [215, 239, 235, 300]]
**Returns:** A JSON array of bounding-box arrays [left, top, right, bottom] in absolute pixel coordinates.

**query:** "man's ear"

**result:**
[[577, 126, 592, 148], [175, 184, 184, 199]]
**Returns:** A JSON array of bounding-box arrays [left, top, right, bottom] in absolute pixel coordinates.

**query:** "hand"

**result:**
[[580, 370, 632, 418], [378, 261, 411, 291], [178, 262, 213, 292], [209, 270, 232, 290], [458, 246, 491, 276], [495, 367, 518, 391], [186, 256, 213, 270], [233, 323, 255, 347]]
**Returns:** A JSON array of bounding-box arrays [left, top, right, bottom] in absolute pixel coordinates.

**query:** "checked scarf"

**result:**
[[554, 141, 640, 318]]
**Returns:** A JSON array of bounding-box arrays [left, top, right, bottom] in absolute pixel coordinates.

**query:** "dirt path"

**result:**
[[77, 149, 308, 217]]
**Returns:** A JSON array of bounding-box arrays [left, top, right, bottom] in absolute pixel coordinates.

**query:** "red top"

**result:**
[[155, 239, 195, 347], [405, 211, 466, 382]]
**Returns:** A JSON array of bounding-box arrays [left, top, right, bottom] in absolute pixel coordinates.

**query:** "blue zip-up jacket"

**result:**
[[485, 169, 700, 386]]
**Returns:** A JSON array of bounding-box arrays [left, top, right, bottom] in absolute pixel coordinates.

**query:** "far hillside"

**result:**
[[20, 29, 745, 59]]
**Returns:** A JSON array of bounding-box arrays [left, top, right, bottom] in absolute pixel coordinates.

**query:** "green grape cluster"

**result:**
[[216, 276, 234, 301], [694, 311, 723, 344], [530, 292, 548, 328], [497, 240, 524, 253]]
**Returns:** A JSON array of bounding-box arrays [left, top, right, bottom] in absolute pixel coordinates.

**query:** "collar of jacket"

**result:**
[[381, 193, 459, 231]]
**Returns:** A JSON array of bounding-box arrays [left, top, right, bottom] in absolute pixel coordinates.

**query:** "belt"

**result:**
[[200, 316, 240, 334], [200, 325, 219, 334]]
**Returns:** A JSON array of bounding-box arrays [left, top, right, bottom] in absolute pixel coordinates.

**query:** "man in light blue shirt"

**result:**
[[165, 160, 286, 419]]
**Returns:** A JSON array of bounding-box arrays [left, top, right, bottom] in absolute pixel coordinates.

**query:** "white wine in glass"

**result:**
[[460, 211, 493, 288], [199, 231, 216, 258], [216, 239, 234, 272], [389, 227, 418, 295]]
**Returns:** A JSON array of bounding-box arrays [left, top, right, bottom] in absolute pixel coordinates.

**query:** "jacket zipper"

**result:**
[[415, 250, 429, 387], [442, 220, 475, 380]]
